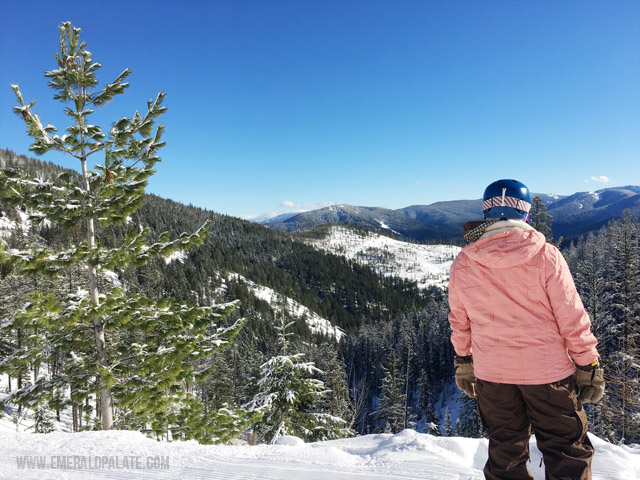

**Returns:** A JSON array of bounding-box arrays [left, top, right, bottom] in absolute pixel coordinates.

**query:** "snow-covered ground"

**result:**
[[308, 226, 461, 289], [3, 380, 636, 480], [0, 427, 637, 480], [1, 384, 638, 479]]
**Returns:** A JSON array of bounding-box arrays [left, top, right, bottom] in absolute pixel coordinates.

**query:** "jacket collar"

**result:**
[[479, 219, 534, 240]]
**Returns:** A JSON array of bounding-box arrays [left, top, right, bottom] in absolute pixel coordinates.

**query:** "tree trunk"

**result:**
[[17, 328, 23, 391], [81, 156, 113, 430], [85, 396, 90, 428], [404, 344, 410, 430], [72, 405, 78, 432], [90, 262, 113, 430]]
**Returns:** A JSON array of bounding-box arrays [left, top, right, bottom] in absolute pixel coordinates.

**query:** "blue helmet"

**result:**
[[482, 179, 531, 220]]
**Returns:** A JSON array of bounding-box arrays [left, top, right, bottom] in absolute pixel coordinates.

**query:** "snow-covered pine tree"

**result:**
[[528, 195, 555, 244], [32, 405, 56, 433], [397, 314, 417, 431], [456, 395, 481, 438], [0, 229, 45, 395], [602, 211, 640, 444], [567, 212, 640, 444], [313, 343, 354, 433], [244, 313, 348, 443], [443, 408, 455, 437], [587, 397, 617, 444], [0, 22, 247, 441], [197, 352, 235, 412], [374, 350, 408, 434], [573, 232, 616, 354], [417, 369, 439, 435]]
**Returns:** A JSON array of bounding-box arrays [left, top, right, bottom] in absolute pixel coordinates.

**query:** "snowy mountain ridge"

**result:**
[[220, 273, 346, 341], [306, 225, 461, 290]]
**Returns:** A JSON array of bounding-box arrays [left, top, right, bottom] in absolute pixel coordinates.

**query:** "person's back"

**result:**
[[448, 179, 604, 480], [450, 222, 596, 385]]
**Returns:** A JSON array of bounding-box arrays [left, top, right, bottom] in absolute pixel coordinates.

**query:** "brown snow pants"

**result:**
[[476, 375, 593, 480]]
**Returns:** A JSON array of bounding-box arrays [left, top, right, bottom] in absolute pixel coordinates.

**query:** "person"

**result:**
[[448, 179, 605, 480]]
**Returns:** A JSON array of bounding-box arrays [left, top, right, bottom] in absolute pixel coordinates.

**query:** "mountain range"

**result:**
[[263, 187, 640, 242]]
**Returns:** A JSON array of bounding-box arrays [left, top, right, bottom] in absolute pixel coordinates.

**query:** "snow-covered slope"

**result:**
[[0, 427, 637, 480], [307, 226, 461, 290], [222, 273, 345, 341]]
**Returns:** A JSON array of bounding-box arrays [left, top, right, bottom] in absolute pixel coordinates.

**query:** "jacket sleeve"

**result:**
[[545, 245, 599, 366], [448, 258, 472, 357]]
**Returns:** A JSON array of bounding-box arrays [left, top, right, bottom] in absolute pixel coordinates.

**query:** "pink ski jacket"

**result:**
[[448, 223, 599, 385]]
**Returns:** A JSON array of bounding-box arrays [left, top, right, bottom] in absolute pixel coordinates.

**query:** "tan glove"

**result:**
[[575, 361, 605, 403], [454, 355, 477, 398]]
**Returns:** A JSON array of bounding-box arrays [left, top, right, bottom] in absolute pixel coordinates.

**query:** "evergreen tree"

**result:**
[[0, 266, 36, 395], [443, 408, 454, 437], [568, 212, 640, 444], [457, 396, 482, 438], [417, 369, 438, 432], [587, 398, 617, 444], [314, 343, 354, 432], [397, 314, 416, 431], [374, 350, 407, 434], [574, 233, 615, 352], [423, 400, 440, 436], [244, 314, 348, 443], [0, 22, 246, 441], [32, 405, 56, 433], [603, 211, 640, 444], [528, 195, 558, 245], [197, 352, 235, 412]]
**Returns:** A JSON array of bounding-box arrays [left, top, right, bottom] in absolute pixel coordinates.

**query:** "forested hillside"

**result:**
[[0, 148, 453, 439], [0, 149, 429, 331], [1, 147, 638, 444]]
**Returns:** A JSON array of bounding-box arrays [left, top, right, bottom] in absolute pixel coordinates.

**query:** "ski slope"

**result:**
[[1, 428, 637, 480]]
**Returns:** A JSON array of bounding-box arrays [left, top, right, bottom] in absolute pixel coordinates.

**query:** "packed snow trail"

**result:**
[[1, 429, 638, 480]]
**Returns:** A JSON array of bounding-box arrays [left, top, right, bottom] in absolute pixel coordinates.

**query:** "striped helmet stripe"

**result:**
[[482, 196, 532, 212]]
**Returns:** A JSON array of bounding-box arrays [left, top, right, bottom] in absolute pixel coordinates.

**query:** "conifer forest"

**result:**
[[0, 22, 638, 447]]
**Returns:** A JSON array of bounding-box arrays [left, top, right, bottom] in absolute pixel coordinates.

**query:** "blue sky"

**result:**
[[1, 0, 638, 220]]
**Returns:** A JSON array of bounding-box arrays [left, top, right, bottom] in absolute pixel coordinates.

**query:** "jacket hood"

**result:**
[[463, 228, 546, 268]]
